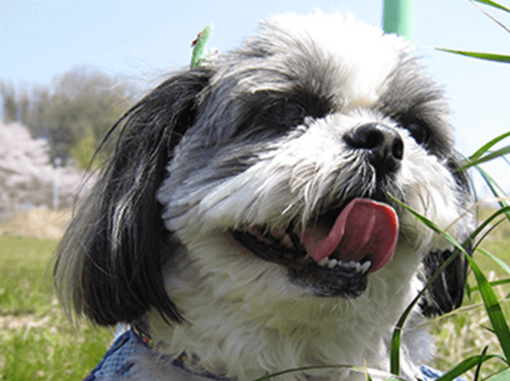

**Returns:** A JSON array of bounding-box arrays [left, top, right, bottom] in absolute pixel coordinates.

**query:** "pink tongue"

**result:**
[[303, 198, 399, 273]]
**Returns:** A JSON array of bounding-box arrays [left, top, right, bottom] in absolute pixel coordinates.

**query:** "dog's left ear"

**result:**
[[54, 68, 212, 326], [419, 154, 474, 317]]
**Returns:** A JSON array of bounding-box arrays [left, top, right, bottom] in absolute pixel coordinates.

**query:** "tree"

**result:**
[[0, 122, 95, 211], [1, 67, 137, 168], [0, 82, 17, 123]]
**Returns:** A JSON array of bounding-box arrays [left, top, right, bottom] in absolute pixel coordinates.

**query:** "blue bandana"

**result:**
[[83, 329, 232, 381], [83, 329, 466, 381]]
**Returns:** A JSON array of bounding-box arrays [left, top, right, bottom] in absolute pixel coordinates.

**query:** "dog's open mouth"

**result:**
[[232, 198, 399, 298]]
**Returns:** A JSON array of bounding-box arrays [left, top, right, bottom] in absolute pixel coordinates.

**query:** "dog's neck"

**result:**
[[144, 240, 432, 381]]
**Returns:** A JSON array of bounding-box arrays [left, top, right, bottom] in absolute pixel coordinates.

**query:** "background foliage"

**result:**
[[0, 67, 136, 168]]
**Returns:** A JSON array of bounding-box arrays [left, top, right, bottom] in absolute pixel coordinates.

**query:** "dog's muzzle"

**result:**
[[232, 123, 403, 298], [231, 124, 404, 297]]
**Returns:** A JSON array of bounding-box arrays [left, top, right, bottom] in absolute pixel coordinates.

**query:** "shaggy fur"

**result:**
[[54, 12, 474, 381]]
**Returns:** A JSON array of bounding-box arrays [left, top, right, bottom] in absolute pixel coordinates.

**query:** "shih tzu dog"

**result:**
[[54, 11, 474, 381]]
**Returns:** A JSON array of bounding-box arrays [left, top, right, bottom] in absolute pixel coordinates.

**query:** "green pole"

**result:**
[[383, 0, 415, 41]]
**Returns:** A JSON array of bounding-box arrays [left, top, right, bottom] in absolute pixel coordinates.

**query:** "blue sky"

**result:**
[[1, 0, 509, 195]]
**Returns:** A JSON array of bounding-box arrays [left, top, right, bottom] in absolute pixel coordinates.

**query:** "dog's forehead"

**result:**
[[194, 12, 454, 155], [240, 12, 412, 110]]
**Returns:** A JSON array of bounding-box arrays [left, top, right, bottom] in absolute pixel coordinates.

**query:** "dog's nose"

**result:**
[[344, 123, 403, 175]]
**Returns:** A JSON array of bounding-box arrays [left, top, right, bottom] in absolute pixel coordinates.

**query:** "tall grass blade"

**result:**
[[469, 206, 510, 243], [252, 365, 406, 381], [388, 197, 467, 375], [472, 0, 510, 13], [461, 249, 510, 364], [472, 217, 506, 253], [469, 131, 510, 161], [470, 278, 510, 293], [471, 0, 510, 33], [470, 207, 510, 250], [389, 197, 510, 372], [478, 247, 510, 275], [456, 145, 510, 171], [474, 347, 489, 381], [389, 247, 461, 375], [435, 354, 503, 381], [436, 48, 510, 63], [475, 167, 510, 219]]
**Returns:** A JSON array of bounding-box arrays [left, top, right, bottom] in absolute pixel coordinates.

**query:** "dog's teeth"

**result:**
[[318, 257, 329, 267], [361, 261, 371, 273], [317, 257, 371, 273]]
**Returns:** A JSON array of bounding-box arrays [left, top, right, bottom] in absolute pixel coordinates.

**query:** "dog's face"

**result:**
[[55, 11, 474, 378], [155, 13, 472, 308]]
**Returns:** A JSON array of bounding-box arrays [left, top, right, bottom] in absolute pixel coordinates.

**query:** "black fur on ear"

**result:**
[[420, 154, 475, 317], [420, 245, 471, 317], [53, 67, 212, 326]]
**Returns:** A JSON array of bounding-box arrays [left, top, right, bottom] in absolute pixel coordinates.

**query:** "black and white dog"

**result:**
[[54, 12, 474, 381]]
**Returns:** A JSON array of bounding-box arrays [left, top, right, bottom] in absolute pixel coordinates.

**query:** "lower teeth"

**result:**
[[317, 257, 371, 273]]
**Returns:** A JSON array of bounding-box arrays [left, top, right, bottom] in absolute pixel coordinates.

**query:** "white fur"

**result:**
[[264, 12, 409, 110]]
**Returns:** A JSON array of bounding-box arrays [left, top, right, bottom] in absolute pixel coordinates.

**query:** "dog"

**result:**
[[54, 11, 474, 381]]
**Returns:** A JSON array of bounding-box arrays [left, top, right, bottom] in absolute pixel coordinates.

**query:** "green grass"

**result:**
[[427, 209, 510, 380], [0, 235, 113, 381], [0, 236, 57, 316]]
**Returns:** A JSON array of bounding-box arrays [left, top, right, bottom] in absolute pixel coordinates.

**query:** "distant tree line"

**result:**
[[0, 67, 138, 169]]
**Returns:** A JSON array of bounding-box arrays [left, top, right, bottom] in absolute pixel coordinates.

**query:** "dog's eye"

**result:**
[[267, 102, 307, 126], [235, 91, 330, 139], [405, 122, 429, 145]]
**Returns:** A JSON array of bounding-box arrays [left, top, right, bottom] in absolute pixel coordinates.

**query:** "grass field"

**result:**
[[428, 220, 510, 379], [0, 208, 509, 380], [0, 235, 114, 380]]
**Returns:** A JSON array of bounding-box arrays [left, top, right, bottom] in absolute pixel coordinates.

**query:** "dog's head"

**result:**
[[54, 12, 474, 329]]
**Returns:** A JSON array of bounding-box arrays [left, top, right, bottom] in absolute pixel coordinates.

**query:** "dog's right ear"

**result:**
[[53, 68, 212, 326], [419, 154, 475, 318]]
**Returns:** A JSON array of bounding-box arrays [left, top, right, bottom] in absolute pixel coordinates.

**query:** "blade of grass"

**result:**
[[390, 197, 510, 366], [252, 365, 406, 381], [470, 207, 510, 250], [389, 250, 460, 375], [472, 0, 510, 13], [388, 198, 467, 375], [478, 247, 510, 275], [470, 278, 510, 293], [448, 239, 510, 365], [443, 241, 510, 364], [469, 132, 510, 162], [475, 166, 510, 218], [474, 347, 489, 381], [456, 145, 510, 171], [436, 48, 510, 64], [471, 0, 510, 33], [472, 216, 506, 253], [470, 206, 510, 242], [435, 354, 504, 381]]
